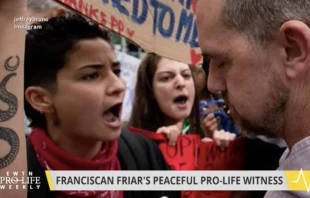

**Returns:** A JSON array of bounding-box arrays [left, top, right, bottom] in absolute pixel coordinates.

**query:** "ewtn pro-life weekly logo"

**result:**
[[0, 171, 41, 190]]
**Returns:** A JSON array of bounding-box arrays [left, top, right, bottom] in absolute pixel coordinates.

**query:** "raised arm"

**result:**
[[0, 0, 28, 197]]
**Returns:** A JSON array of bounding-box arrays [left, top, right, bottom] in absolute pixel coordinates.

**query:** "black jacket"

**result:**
[[243, 138, 286, 198], [27, 130, 181, 198]]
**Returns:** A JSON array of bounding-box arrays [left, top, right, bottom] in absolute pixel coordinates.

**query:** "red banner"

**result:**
[[129, 127, 245, 198]]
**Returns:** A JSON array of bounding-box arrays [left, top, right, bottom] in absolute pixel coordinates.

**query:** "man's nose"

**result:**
[[207, 69, 227, 94]]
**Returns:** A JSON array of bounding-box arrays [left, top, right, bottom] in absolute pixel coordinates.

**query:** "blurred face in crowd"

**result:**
[[152, 58, 195, 124], [196, 0, 290, 138], [27, 38, 126, 142]]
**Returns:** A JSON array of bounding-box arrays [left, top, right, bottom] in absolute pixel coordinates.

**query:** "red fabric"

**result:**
[[129, 127, 245, 198], [28, 128, 123, 198]]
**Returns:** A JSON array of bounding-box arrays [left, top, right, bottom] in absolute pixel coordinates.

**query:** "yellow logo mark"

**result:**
[[285, 169, 310, 192]]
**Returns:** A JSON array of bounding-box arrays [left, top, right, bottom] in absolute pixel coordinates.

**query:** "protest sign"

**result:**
[[129, 127, 245, 198], [56, 0, 202, 65], [115, 51, 140, 121], [195, 136, 245, 198], [129, 127, 201, 170]]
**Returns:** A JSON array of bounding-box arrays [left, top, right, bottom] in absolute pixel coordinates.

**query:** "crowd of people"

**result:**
[[1, 0, 310, 198]]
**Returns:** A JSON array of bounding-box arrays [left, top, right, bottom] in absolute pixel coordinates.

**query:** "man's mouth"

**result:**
[[102, 103, 122, 126]]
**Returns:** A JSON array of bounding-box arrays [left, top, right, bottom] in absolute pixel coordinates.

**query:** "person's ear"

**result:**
[[278, 20, 310, 79], [25, 86, 54, 114]]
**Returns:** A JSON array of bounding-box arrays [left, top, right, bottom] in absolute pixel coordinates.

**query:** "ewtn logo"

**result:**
[[0, 171, 41, 190]]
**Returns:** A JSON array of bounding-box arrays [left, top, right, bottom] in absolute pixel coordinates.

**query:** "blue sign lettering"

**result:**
[[189, 21, 199, 48], [178, 0, 191, 9], [176, 8, 193, 44], [151, 0, 175, 38], [102, 0, 198, 47], [132, 0, 148, 24]]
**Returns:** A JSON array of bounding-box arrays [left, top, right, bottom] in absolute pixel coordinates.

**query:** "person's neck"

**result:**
[[46, 123, 102, 160], [164, 118, 184, 129], [282, 94, 310, 150]]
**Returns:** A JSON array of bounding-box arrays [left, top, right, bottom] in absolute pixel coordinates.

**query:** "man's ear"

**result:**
[[25, 86, 54, 114], [278, 20, 310, 79]]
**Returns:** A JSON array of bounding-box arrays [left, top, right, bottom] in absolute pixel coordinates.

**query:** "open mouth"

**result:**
[[173, 95, 188, 105], [102, 103, 122, 123]]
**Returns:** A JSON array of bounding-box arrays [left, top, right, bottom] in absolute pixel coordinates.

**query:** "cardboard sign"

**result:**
[[56, 0, 202, 65], [129, 127, 245, 198]]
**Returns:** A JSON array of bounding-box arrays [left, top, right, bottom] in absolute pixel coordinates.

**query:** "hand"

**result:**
[[156, 123, 182, 146], [213, 130, 236, 149], [202, 113, 218, 137]]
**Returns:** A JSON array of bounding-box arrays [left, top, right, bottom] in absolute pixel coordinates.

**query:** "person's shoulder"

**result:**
[[118, 130, 181, 198], [118, 129, 169, 170], [120, 129, 157, 149]]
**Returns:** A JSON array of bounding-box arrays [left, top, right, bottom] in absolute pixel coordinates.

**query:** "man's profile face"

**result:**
[[196, 0, 289, 138]]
